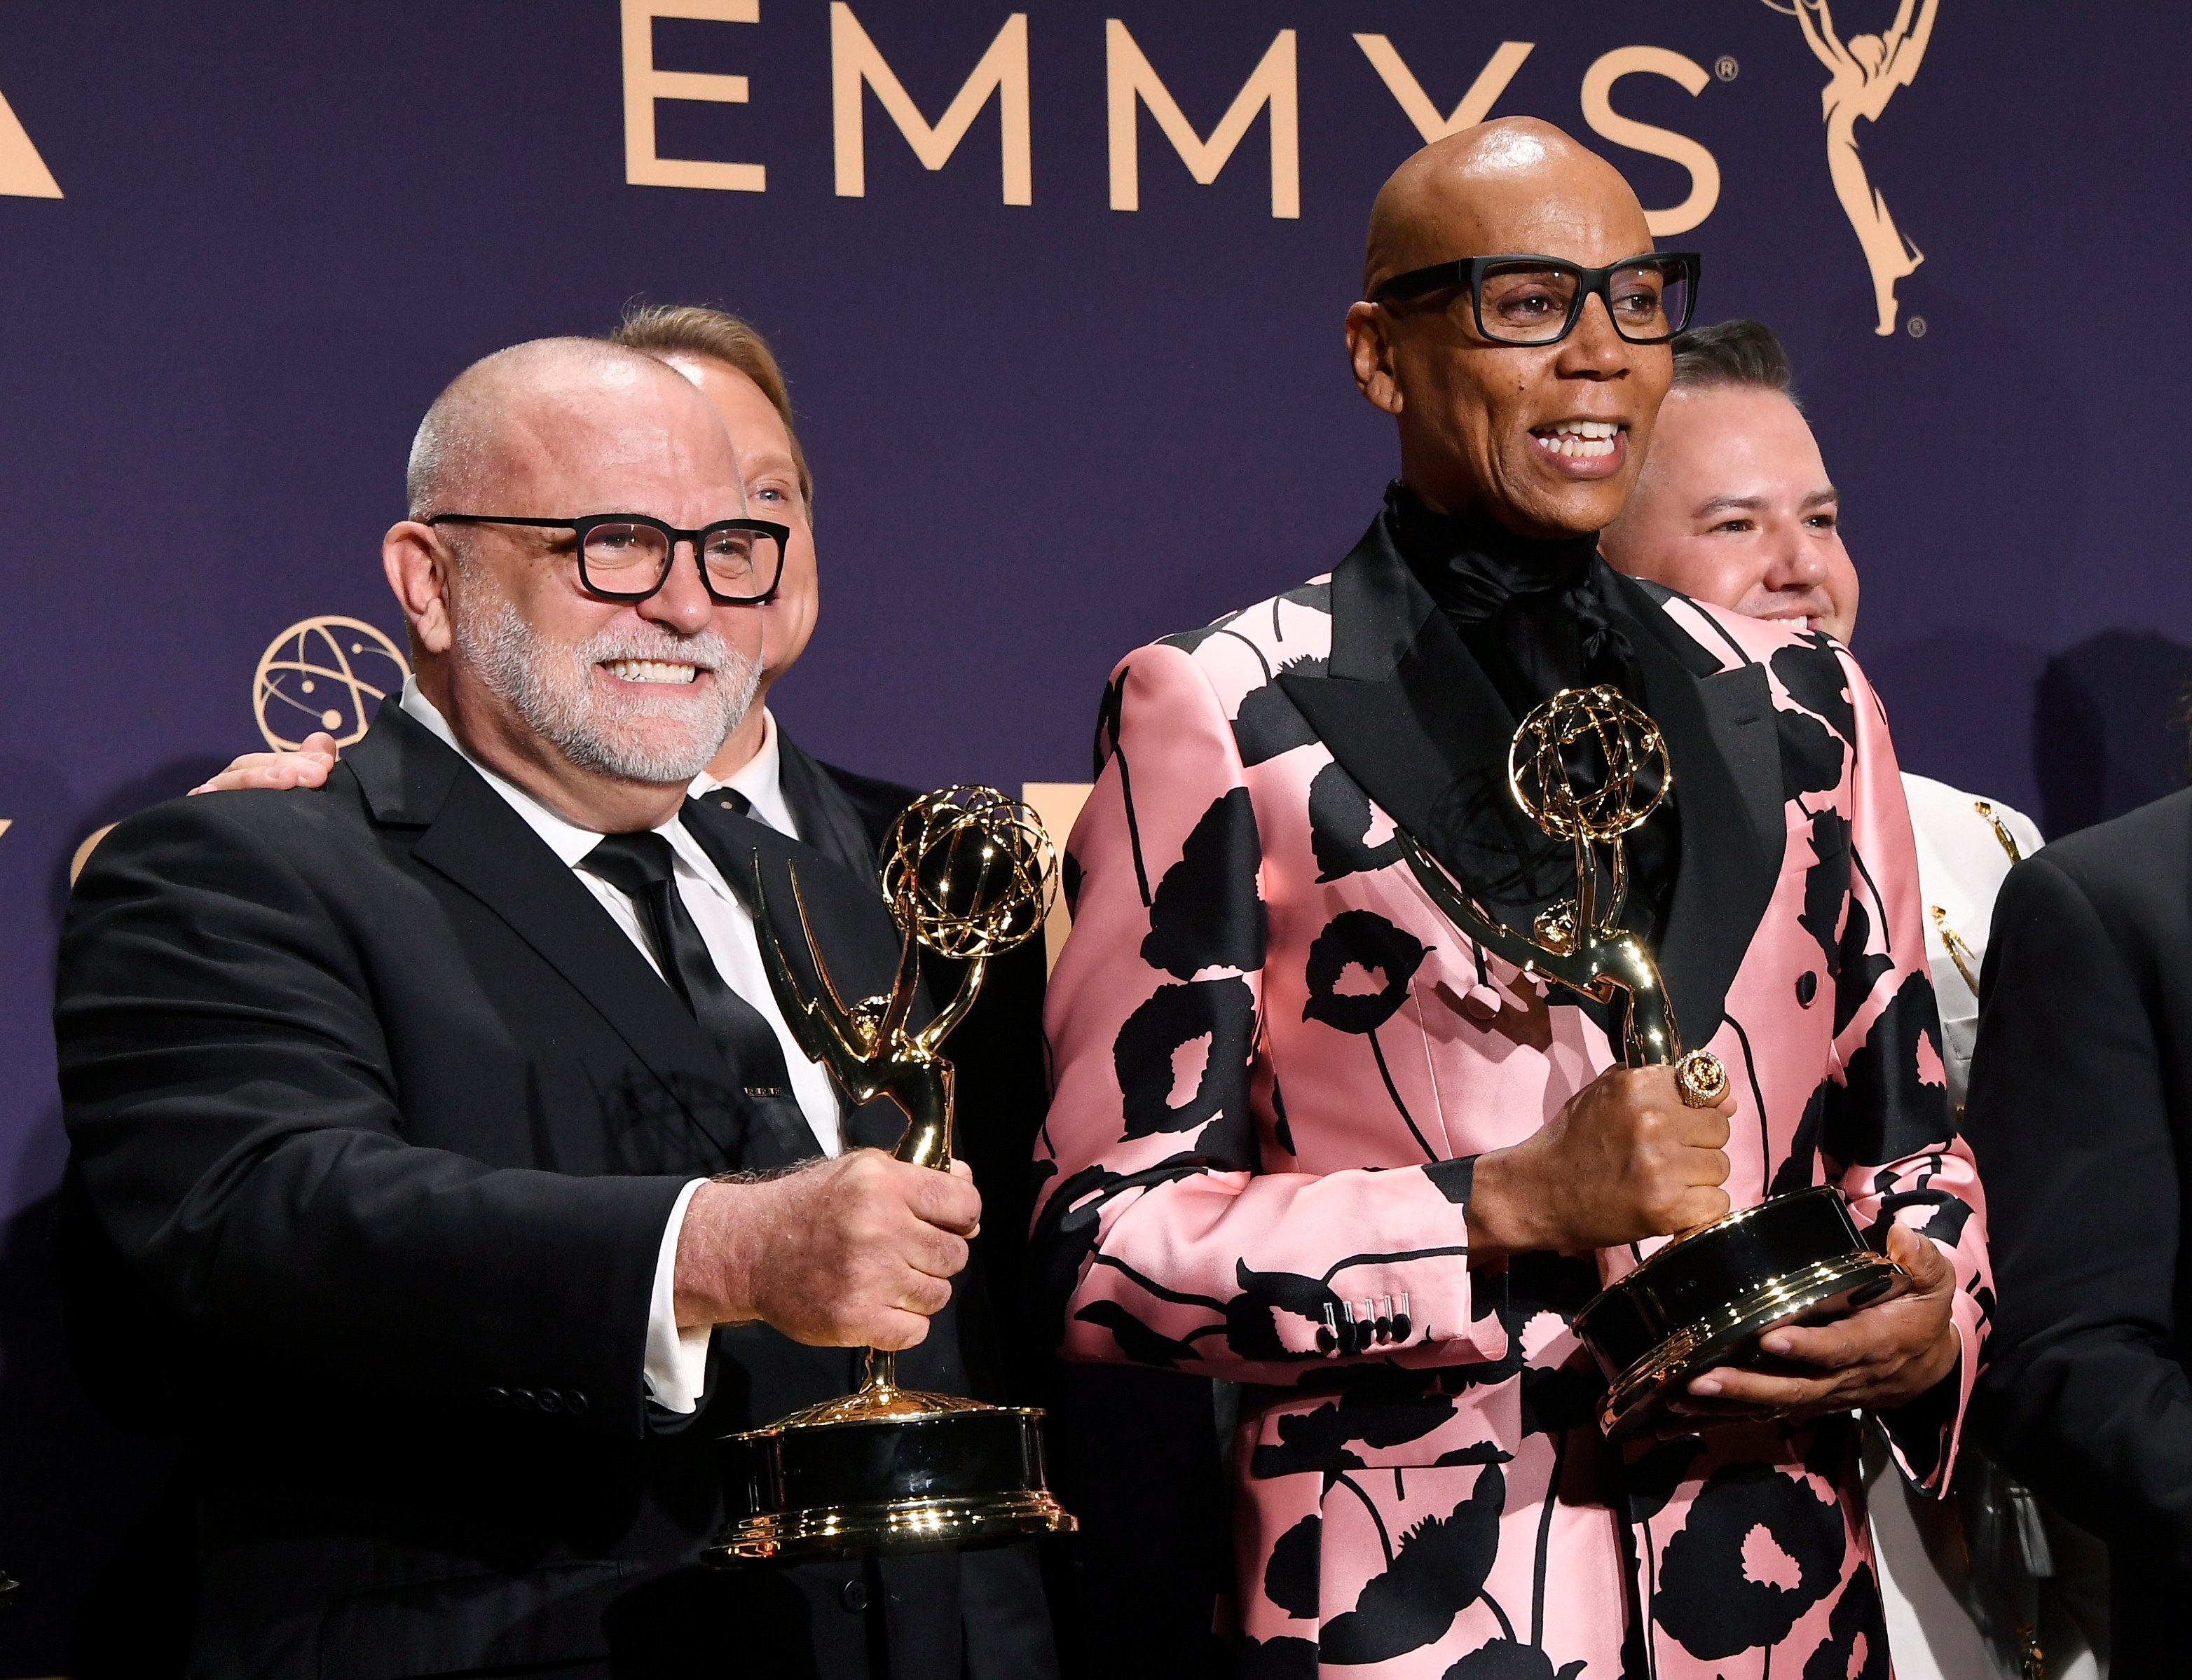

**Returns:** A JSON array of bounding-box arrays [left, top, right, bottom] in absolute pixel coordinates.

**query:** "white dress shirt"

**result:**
[[398, 683, 835, 1414], [690, 707, 802, 839]]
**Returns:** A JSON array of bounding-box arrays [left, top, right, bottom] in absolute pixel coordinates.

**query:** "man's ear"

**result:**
[[383, 521, 455, 656], [1345, 301, 1403, 418]]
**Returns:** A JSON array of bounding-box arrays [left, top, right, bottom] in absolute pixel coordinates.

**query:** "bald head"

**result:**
[[406, 336, 737, 519], [1363, 118, 1651, 297], [382, 334, 765, 833], [1343, 118, 1676, 539]]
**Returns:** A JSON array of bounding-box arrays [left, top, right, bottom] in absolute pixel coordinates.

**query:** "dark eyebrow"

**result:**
[[1692, 486, 1840, 518]]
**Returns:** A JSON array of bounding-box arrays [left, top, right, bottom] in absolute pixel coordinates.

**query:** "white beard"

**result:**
[[457, 599, 760, 785]]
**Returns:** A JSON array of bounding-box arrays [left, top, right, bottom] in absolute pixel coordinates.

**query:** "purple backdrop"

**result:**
[[3, 2, 2188, 1667]]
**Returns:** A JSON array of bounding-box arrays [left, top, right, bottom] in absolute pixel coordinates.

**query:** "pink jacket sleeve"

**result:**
[[1825, 649, 1994, 1492], [1029, 642, 1507, 1386]]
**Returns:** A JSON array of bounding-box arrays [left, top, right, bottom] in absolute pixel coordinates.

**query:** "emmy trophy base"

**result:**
[[1573, 1186, 1905, 1441], [708, 1377, 1077, 1562]]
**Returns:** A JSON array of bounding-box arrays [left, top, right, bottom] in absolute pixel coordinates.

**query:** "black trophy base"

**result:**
[[1573, 1185, 1905, 1440], [707, 1377, 1077, 1562]]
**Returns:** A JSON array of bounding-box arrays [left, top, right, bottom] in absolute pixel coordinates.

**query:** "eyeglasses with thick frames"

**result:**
[[425, 513, 790, 606], [1372, 252, 1701, 347]]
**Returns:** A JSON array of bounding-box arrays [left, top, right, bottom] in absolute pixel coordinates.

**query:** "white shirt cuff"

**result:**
[[643, 1178, 713, 1414]]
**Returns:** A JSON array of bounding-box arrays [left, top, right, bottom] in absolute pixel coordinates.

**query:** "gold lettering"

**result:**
[[621, 0, 765, 193], [1106, 21, 1298, 219], [1352, 36, 1533, 143], [831, 7, 1031, 205], [0, 85, 60, 199], [1579, 47, 1720, 237]]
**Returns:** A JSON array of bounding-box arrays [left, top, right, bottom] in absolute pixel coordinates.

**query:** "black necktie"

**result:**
[[583, 829, 795, 1101], [706, 785, 754, 818]]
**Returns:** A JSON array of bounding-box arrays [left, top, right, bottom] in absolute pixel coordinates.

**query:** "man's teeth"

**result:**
[[603, 659, 699, 685], [1533, 420, 1619, 460]]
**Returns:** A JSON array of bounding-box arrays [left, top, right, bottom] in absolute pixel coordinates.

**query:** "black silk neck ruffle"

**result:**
[[1381, 480, 1644, 722], [1378, 479, 1679, 954]]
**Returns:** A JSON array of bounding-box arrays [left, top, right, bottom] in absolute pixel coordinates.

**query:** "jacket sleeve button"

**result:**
[[538, 1390, 562, 1414], [512, 1388, 536, 1411], [566, 1391, 589, 1416], [486, 1386, 509, 1409], [839, 1578, 870, 1613]]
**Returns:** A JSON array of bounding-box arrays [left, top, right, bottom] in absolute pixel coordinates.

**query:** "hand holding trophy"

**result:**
[[1401, 687, 1903, 1439], [706, 787, 1077, 1560]]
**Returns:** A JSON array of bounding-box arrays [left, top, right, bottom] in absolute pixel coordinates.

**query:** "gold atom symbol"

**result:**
[[253, 616, 410, 750]]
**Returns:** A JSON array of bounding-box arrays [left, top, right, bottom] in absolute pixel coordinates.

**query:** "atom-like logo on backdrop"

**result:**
[[254, 617, 410, 750], [1763, 0, 1941, 337]]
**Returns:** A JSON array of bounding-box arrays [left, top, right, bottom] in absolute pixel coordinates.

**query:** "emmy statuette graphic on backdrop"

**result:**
[[1765, 0, 1941, 336], [1398, 685, 1903, 1439], [707, 786, 1076, 1560]]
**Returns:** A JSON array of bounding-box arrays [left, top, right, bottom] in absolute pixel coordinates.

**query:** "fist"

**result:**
[[1470, 1065, 1734, 1258], [190, 731, 339, 794], [676, 1150, 983, 1350]]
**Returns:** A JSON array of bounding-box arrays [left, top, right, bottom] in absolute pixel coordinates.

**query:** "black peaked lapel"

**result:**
[[1277, 520, 1554, 920], [346, 705, 788, 1168], [680, 797, 924, 1152], [774, 729, 901, 879], [1604, 570, 1786, 1047], [1276, 530, 1788, 1052]]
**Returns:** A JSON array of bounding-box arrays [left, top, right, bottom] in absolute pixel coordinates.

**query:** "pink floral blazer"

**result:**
[[1031, 528, 1992, 1679]]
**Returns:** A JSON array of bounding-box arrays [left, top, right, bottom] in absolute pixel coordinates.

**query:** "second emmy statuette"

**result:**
[[1400, 686, 1902, 1439], [705, 786, 1076, 1560]]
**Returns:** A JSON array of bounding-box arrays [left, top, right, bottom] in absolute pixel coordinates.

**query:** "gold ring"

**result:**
[[1675, 1050, 1729, 1108]]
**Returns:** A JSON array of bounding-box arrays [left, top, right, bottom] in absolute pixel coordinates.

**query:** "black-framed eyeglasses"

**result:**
[[425, 513, 789, 606], [1372, 252, 1700, 346]]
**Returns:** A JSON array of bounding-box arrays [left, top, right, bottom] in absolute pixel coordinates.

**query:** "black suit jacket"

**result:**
[[53, 704, 986, 1680], [1966, 787, 2192, 1673]]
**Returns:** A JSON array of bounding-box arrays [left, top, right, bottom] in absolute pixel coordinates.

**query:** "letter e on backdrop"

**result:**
[[622, 0, 766, 191]]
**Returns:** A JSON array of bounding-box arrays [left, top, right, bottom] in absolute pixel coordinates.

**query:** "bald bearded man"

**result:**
[[1031, 121, 1991, 1677], [55, 339, 1001, 1679]]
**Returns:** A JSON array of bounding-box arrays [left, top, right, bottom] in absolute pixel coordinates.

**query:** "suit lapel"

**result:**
[[773, 730, 882, 881], [1277, 522, 1565, 925], [1605, 571, 1786, 1047], [1273, 534, 1787, 1053], [680, 799, 924, 1150], [349, 705, 780, 1169]]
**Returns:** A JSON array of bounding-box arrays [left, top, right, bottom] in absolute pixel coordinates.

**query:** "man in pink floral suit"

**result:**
[[1031, 121, 1990, 1678]]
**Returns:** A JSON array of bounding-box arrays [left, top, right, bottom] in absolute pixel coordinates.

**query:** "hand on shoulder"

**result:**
[[191, 731, 340, 794]]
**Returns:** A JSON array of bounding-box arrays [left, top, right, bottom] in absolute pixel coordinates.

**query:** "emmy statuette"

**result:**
[[705, 787, 1077, 1561], [1399, 686, 1903, 1439]]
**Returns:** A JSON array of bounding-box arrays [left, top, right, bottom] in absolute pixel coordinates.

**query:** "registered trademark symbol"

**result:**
[[1905, 315, 1928, 338], [1715, 55, 1739, 81]]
